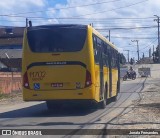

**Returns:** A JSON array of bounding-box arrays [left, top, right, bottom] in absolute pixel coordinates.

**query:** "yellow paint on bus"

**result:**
[[22, 24, 120, 109]]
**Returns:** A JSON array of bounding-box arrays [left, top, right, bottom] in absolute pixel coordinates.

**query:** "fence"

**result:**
[[0, 72, 22, 94]]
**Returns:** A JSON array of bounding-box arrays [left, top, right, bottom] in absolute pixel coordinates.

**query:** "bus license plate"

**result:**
[[51, 83, 63, 87]]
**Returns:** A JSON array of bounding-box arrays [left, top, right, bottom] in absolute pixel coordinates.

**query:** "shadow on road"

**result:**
[[0, 102, 97, 118]]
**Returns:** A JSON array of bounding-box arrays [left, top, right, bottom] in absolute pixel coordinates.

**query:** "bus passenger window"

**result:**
[[94, 47, 99, 64], [111, 49, 114, 68], [93, 35, 99, 64], [111, 49, 117, 68], [93, 36, 96, 49], [103, 43, 109, 67]]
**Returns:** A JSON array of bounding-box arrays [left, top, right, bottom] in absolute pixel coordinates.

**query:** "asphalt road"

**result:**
[[0, 77, 148, 136]]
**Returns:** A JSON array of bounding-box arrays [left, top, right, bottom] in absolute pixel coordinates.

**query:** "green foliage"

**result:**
[[130, 58, 135, 65], [153, 46, 159, 63], [0, 93, 9, 100]]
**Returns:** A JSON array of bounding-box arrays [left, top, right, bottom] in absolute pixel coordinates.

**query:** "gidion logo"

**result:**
[[29, 71, 46, 81]]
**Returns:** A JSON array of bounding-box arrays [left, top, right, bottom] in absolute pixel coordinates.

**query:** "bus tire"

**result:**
[[112, 95, 117, 102], [98, 83, 107, 109], [98, 99, 106, 109], [117, 81, 120, 93], [112, 82, 119, 102]]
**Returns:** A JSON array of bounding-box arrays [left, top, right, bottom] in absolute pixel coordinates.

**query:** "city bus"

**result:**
[[22, 24, 120, 109]]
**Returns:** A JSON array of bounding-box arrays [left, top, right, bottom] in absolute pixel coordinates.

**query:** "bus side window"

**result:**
[[93, 35, 99, 64], [103, 43, 108, 67], [106, 44, 109, 67], [107, 45, 111, 67], [96, 37, 102, 64], [112, 49, 117, 68], [113, 49, 116, 68], [115, 51, 118, 68], [93, 35, 96, 49], [111, 48, 115, 68]]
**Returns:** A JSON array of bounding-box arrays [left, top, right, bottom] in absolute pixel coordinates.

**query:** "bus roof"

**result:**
[[27, 24, 87, 30]]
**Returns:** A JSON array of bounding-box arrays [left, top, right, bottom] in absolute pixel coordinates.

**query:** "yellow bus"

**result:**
[[22, 24, 120, 109]]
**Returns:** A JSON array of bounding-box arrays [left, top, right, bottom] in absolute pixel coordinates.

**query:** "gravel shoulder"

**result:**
[[0, 91, 24, 106], [107, 77, 160, 137]]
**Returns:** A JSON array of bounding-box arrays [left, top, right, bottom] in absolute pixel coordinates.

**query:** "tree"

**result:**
[[153, 46, 159, 63], [130, 58, 134, 65]]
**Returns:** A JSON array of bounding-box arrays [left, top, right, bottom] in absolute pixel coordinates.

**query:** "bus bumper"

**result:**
[[23, 85, 100, 102]]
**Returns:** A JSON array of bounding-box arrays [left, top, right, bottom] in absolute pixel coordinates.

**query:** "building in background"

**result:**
[[0, 27, 24, 71]]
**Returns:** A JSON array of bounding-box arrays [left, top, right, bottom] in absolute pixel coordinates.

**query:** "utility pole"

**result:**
[[26, 18, 28, 28], [131, 40, 139, 61], [154, 15, 160, 62], [109, 30, 110, 42], [124, 50, 130, 63], [149, 48, 151, 58]]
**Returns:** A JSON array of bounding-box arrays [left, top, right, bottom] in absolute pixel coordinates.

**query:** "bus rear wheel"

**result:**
[[98, 83, 108, 109], [98, 99, 106, 109], [111, 95, 117, 102], [111, 82, 119, 102]]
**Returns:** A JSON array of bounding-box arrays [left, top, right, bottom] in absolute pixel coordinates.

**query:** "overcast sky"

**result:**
[[0, 0, 160, 60]]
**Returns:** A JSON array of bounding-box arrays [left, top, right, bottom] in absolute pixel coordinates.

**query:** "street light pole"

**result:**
[[131, 40, 139, 61], [154, 15, 160, 63], [109, 30, 110, 42], [26, 18, 28, 28], [124, 50, 130, 63]]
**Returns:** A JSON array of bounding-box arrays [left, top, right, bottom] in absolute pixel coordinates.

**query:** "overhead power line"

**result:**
[[110, 36, 157, 39], [139, 39, 158, 51], [31, 17, 154, 21], [2, 0, 122, 16], [72, 0, 149, 17], [0, 0, 149, 19], [0, 17, 154, 23], [96, 26, 157, 30], [0, 20, 24, 23]]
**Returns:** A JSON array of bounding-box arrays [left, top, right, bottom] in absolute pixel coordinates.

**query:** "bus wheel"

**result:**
[[111, 95, 117, 102], [117, 81, 120, 93], [98, 84, 107, 109], [98, 99, 106, 109], [112, 83, 119, 102]]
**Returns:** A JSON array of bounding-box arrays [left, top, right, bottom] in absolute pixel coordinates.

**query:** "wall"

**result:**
[[0, 72, 22, 94]]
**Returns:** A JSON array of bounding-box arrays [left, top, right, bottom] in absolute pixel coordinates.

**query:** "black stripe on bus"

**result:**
[[27, 61, 87, 70]]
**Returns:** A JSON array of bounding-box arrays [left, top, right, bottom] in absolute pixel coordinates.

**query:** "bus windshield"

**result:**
[[27, 27, 87, 53]]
